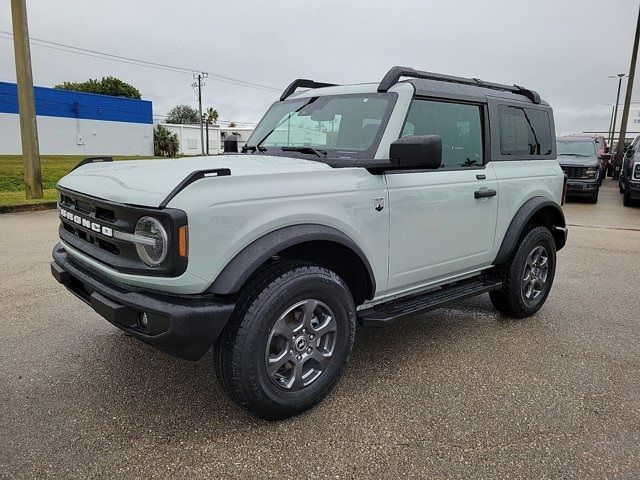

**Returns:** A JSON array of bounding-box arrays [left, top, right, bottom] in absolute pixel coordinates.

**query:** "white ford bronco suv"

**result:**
[[51, 67, 568, 419]]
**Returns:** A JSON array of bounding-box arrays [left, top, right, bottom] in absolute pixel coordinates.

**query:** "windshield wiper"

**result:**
[[241, 145, 266, 153], [281, 146, 327, 157], [254, 97, 318, 149]]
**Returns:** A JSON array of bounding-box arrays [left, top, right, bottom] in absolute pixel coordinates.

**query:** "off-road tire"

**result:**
[[490, 226, 557, 318], [215, 261, 356, 420], [623, 186, 633, 206]]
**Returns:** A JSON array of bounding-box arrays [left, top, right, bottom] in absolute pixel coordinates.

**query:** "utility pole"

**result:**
[[614, 4, 640, 180], [192, 73, 207, 156], [11, 0, 43, 198], [608, 73, 626, 147]]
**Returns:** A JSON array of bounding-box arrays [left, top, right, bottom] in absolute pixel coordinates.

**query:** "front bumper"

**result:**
[[566, 179, 599, 196], [627, 180, 640, 199], [51, 243, 235, 361]]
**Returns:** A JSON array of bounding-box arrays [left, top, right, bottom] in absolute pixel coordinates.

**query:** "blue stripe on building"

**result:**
[[0, 81, 152, 124]]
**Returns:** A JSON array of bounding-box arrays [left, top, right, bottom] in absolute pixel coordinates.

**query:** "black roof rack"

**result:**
[[280, 79, 338, 101], [377, 66, 541, 104]]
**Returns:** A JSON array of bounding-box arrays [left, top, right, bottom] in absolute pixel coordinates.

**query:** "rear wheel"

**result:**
[[490, 226, 557, 318], [216, 261, 356, 420]]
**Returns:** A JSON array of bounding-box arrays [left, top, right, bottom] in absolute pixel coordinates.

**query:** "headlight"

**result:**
[[634, 163, 640, 180], [583, 168, 598, 179], [134, 216, 168, 267]]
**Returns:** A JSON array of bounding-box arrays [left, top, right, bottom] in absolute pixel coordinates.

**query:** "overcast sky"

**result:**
[[1, 0, 639, 134]]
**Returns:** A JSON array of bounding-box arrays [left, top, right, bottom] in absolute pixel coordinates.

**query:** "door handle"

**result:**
[[474, 188, 497, 199]]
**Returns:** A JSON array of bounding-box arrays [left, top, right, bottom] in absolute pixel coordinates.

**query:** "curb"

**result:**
[[0, 202, 58, 214]]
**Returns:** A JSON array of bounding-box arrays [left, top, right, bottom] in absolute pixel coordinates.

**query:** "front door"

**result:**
[[385, 98, 498, 293]]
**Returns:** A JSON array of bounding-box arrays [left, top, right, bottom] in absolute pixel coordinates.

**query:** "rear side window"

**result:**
[[402, 99, 484, 168], [498, 105, 552, 156]]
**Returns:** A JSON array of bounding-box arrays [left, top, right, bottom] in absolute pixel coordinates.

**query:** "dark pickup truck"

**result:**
[[556, 135, 604, 203]]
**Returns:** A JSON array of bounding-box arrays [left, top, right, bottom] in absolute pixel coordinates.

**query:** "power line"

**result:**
[[143, 93, 268, 112], [0, 76, 269, 113], [0, 30, 280, 93], [152, 113, 257, 125]]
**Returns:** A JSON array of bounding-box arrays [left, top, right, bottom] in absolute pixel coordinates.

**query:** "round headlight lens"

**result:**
[[134, 216, 168, 267]]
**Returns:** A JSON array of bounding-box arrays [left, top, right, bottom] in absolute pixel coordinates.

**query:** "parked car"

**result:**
[[556, 135, 604, 203], [619, 134, 640, 206], [592, 134, 612, 177], [50, 66, 567, 419]]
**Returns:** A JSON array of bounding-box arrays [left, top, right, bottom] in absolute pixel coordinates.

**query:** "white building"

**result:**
[[0, 81, 153, 156], [159, 123, 254, 155]]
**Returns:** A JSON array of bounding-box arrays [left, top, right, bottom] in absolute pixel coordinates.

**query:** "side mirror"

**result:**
[[389, 135, 442, 170], [626, 148, 636, 158]]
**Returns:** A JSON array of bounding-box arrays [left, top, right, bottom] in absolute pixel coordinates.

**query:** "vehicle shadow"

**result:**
[[564, 195, 597, 204], [47, 294, 509, 430]]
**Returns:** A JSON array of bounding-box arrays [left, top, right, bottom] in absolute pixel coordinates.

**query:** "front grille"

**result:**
[[59, 193, 119, 256], [57, 187, 188, 277], [561, 166, 588, 179]]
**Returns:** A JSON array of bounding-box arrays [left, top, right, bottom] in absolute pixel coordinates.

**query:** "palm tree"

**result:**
[[154, 125, 179, 157], [205, 107, 219, 155]]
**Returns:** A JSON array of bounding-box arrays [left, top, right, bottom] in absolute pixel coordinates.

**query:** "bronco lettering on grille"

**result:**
[[59, 208, 113, 237]]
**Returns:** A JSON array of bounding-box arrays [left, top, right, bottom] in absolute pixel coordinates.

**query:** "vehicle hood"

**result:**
[[557, 155, 599, 167], [57, 154, 332, 207]]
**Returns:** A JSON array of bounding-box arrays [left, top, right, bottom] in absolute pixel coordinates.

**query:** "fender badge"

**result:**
[[374, 198, 384, 212]]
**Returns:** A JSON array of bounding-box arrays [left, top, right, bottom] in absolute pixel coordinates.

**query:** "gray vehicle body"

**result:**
[[51, 67, 567, 361]]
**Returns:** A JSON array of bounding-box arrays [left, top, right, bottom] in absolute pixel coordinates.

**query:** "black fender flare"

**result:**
[[493, 197, 566, 265], [208, 224, 376, 297]]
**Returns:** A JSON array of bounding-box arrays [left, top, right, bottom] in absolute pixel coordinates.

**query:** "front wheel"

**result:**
[[216, 262, 356, 420], [623, 186, 633, 206], [490, 226, 557, 318]]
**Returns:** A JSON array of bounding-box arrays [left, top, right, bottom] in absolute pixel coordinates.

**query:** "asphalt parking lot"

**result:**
[[1, 179, 639, 479]]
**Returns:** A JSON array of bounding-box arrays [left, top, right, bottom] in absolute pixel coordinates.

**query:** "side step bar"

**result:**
[[358, 278, 502, 327]]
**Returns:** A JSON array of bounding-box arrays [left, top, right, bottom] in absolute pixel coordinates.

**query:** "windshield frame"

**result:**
[[556, 139, 597, 157], [245, 92, 399, 165]]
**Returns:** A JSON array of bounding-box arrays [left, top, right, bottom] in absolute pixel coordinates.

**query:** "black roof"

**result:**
[[279, 66, 548, 106], [405, 77, 548, 106], [379, 66, 546, 105]]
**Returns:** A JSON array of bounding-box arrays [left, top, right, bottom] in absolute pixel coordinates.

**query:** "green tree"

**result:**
[[154, 125, 179, 157], [54, 76, 141, 99], [206, 107, 219, 125], [205, 107, 219, 155], [165, 104, 200, 125]]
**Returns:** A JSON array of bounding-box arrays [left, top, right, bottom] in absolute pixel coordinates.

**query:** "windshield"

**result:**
[[556, 140, 596, 157], [246, 93, 396, 160]]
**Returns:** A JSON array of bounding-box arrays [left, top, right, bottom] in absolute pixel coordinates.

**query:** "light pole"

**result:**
[[608, 104, 615, 144], [608, 73, 627, 148]]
